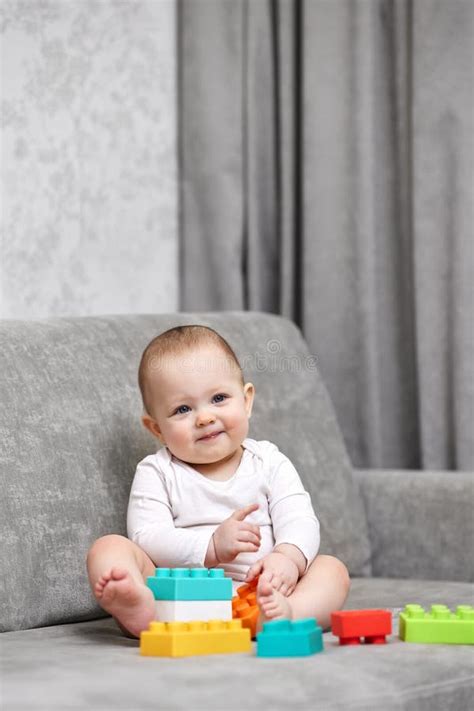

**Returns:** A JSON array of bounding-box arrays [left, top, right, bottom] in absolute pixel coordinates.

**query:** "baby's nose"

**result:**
[[196, 410, 216, 425]]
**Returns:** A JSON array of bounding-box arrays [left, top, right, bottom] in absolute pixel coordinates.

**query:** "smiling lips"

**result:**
[[197, 430, 223, 442]]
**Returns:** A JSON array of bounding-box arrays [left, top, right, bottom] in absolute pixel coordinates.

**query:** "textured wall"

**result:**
[[0, 0, 177, 319]]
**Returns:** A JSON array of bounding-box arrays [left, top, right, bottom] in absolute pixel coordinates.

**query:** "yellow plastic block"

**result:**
[[140, 619, 252, 657]]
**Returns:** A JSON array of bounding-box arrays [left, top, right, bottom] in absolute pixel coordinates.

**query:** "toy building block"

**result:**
[[140, 619, 251, 657], [232, 579, 259, 638], [399, 604, 474, 645], [155, 599, 232, 622], [147, 567, 232, 601], [331, 609, 392, 645], [256, 618, 324, 657]]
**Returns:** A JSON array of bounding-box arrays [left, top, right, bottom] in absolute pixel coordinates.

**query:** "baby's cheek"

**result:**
[[167, 424, 189, 448], [225, 408, 248, 429], [229, 417, 250, 442]]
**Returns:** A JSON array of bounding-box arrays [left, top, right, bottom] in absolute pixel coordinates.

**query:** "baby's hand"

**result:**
[[245, 552, 299, 596], [212, 503, 261, 563]]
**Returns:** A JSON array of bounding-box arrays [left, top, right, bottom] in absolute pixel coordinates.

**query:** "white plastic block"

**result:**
[[154, 599, 232, 622]]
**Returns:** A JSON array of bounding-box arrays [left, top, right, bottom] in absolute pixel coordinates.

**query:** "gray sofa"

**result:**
[[1, 311, 473, 711]]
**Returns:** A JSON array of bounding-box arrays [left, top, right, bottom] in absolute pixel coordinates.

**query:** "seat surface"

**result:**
[[3, 578, 473, 711]]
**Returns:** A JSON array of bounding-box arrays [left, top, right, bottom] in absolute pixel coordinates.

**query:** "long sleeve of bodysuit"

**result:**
[[126, 458, 214, 568], [266, 447, 320, 568]]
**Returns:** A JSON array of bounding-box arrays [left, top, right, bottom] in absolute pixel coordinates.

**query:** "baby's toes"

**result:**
[[261, 604, 278, 617], [95, 571, 113, 593], [260, 594, 278, 612], [262, 595, 278, 609]]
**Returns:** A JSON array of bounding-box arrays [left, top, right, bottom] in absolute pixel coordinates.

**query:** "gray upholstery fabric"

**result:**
[[355, 469, 474, 582], [3, 578, 473, 711], [179, 0, 474, 472], [0, 312, 371, 632]]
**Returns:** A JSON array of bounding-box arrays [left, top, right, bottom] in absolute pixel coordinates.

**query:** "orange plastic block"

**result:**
[[232, 578, 259, 639], [331, 609, 392, 645]]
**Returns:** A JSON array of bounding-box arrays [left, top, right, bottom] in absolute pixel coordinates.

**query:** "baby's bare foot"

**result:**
[[94, 567, 155, 638], [256, 579, 293, 625]]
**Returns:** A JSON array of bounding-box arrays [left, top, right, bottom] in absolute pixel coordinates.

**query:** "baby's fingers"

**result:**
[[239, 522, 261, 539], [237, 542, 260, 555], [246, 559, 264, 581], [237, 530, 261, 547], [261, 570, 274, 586], [271, 575, 283, 591]]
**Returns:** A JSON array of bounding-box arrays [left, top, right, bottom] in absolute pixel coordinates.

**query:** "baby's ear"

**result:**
[[142, 414, 164, 442], [244, 382, 255, 418]]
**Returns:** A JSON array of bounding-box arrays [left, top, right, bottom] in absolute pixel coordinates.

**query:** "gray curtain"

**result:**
[[178, 0, 473, 471]]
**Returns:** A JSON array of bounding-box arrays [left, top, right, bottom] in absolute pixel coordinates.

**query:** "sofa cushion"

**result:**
[[0, 312, 371, 632], [2, 578, 472, 711], [355, 468, 474, 582]]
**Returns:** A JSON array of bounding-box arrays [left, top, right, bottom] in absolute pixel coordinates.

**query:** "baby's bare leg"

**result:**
[[257, 555, 350, 631], [86, 534, 156, 638], [288, 555, 350, 628]]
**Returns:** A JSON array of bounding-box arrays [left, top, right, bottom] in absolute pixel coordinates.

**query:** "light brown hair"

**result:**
[[138, 325, 243, 416]]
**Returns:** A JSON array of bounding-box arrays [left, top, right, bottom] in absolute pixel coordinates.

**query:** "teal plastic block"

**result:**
[[399, 604, 474, 645], [256, 618, 324, 657], [146, 568, 233, 601]]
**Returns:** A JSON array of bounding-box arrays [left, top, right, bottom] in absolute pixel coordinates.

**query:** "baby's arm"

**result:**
[[246, 447, 320, 593], [127, 460, 215, 567]]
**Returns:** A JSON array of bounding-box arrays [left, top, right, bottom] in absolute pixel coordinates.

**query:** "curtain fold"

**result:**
[[179, 0, 246, 308], [178, 0, 473, 471]]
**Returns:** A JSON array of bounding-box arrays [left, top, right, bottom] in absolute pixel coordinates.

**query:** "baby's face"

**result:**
[[144, 345, 254, 466]]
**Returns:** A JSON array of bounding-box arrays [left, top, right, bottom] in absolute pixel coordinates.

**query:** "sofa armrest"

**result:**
[[353, 468, 474, 582]]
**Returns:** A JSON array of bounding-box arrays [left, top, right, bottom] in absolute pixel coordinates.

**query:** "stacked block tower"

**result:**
[[140, 567, 251, 657]]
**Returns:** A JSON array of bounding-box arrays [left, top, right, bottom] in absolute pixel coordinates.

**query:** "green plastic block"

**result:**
[[256, 618, 324, 657], [399, 604, 474, 645], [146, 567, 233, 601]]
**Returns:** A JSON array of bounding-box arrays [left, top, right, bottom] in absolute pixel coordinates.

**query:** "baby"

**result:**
[[87, 325, 350, 638]]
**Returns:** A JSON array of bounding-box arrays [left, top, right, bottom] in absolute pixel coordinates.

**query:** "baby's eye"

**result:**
[[174, 405, 190, 415], [212, 393, 227, 404]]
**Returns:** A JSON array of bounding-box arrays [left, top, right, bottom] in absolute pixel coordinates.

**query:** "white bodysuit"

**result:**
[[127, 438, 320, 581]]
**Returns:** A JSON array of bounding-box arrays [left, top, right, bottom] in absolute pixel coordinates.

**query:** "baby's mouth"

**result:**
[[197, 430, 224, 442]]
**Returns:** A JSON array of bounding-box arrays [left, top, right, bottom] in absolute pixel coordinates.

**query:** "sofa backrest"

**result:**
[[0, 312, 371, 632]]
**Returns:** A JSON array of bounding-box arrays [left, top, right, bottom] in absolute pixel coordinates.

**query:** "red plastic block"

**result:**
[[232, 578, 259, 639], [331, 609, 392, 645]]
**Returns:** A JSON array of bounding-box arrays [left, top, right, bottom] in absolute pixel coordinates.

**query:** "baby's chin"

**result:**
[[170, 442, 243, 466], [181, 451, 233, 465]]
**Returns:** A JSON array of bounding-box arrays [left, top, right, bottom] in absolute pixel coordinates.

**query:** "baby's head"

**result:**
[[138, 325, 255, 466]]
